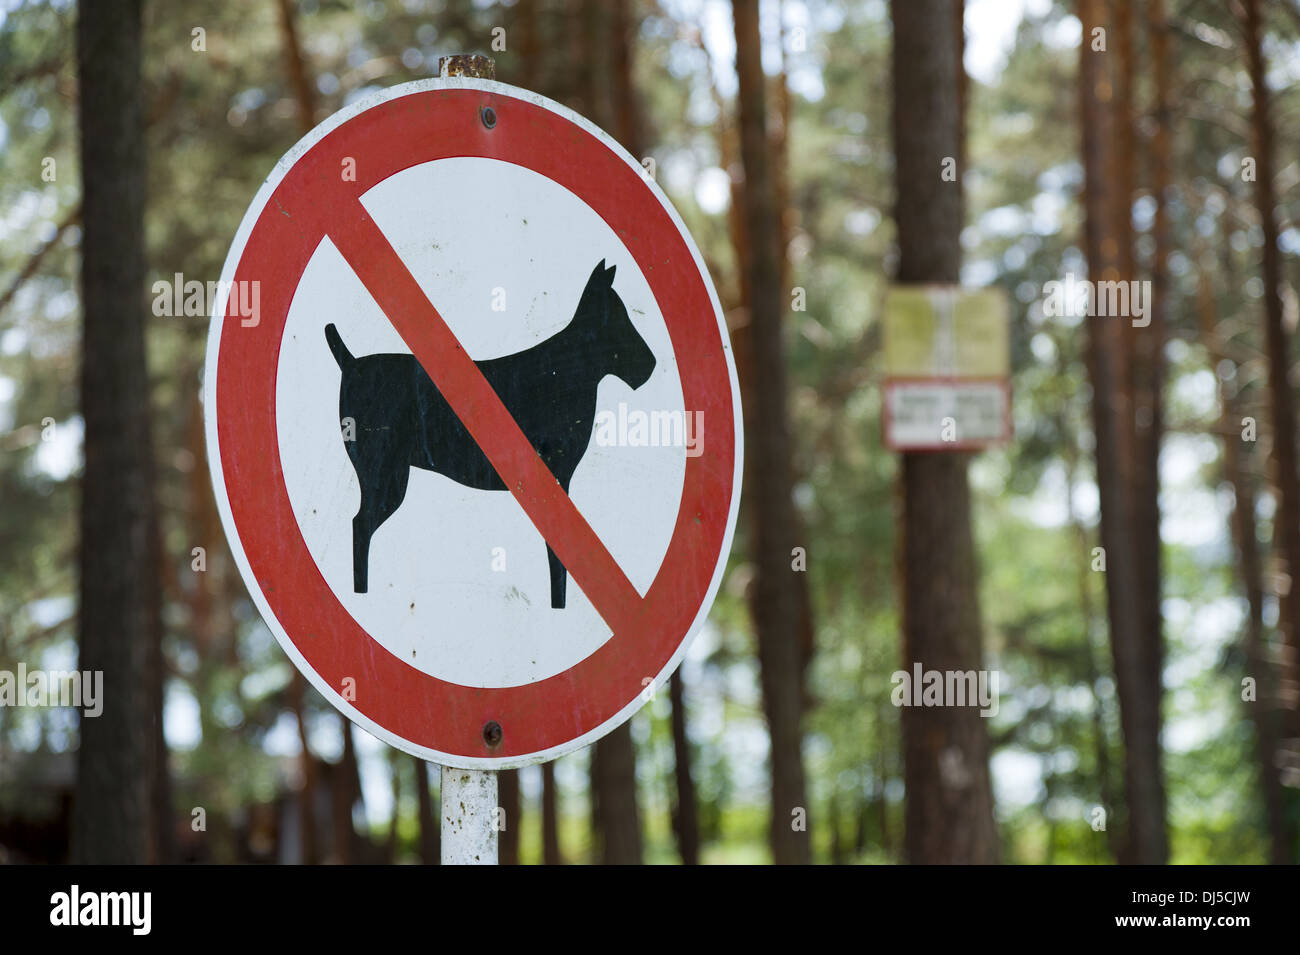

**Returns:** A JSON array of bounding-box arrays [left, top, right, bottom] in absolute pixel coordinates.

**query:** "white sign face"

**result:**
[[885, 380, 1009, 450], [204, 78, 742, 767], [277, 159, 688, 688]]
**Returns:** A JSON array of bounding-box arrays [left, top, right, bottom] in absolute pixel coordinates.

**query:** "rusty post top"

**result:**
[[437, 53, 495, 80]]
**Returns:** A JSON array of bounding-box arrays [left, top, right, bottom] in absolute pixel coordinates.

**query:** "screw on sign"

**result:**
[[203, 55, 742, 864]]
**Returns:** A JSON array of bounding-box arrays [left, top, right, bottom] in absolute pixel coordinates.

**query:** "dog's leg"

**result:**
[[546, 544, 567, 609], [353, 513, 372, 593], [544, 473, 580, 609], [351, 464, 412, 594]]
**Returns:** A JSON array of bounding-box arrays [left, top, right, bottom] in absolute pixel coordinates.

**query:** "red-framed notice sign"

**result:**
[[204, 77, 743, 769], [882, 285, 1011, 451]]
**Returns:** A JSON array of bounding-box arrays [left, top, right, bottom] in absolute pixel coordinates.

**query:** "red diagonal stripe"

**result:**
[[321, 199, 645, 637]]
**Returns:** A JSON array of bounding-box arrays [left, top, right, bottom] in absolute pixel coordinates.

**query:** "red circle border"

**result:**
[[213, 86, 737, 761]]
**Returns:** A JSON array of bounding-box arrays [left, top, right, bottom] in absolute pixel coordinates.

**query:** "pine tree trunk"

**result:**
[[516, 0, 539, 92], [889, 0, 998, 864], [275, 0, 316, 130], [414, 757, 439, 864], [581, 2, 645, 861], [71, 0, 161, 866], [590, 724, 642, 864], [275, 0, 325, 867], [611, 0, 641, 163], [668, 670, 701, 864], [1128, 0, 1171, 864], [733, 0, 811, 865], [1129, 0, 1168, 818], [332, 715, 363, 863], [1243, 0, 1300, 749], [498, 769, 520, 865], [1197, 242, 1295, 865], [541, 761, 563, 865], [385, 755, 400, 863], [290, 672, 318, 864], [1061, 397, 1120, 862], [1077, 0, 1168, 864]]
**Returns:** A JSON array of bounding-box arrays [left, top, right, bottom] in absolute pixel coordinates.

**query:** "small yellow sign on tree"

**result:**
[[882, 285, 1011, 450]]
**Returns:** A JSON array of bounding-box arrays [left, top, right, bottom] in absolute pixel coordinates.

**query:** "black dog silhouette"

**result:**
[[324, 260, 655, 608]]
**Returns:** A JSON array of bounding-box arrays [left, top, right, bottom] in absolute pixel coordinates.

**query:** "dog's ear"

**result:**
[[588, 260, 617, 288]]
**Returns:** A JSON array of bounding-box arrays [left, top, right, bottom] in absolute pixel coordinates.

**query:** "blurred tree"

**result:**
[[414, 757, 439, 864], [274, 0, 328, 864], [1242, 0, 1300, 750], [1137, 0, 1172, 751], [1077, 0, 1167, 865], [733, 0, 811, 865], [70, 0, 169, 864], [541, 760, 563, 865], [494, 0, 648, 864], [498, 768, 520, 865], [889, 0, 998, 863], [590, 725, 642, 863], [582, 0, 643, 865], [1196, 225, 1293, 863], [668, 669, 700, 864], [1126, 0, 1170, 866]]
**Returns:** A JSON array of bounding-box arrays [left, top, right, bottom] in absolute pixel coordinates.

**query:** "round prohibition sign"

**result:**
[[204, 78, 743, 768]]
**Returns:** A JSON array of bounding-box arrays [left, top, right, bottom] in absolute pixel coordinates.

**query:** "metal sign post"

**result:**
[[441, 766, 498, 865], [434, 53, 500, 867]]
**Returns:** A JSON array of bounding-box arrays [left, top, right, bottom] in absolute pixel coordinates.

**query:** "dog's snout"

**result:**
[[632, 340, 656, 389], [617, 332, 655, 391]]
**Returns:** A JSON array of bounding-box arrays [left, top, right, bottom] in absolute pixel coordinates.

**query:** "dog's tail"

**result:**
[[324, 324, 354, 368]]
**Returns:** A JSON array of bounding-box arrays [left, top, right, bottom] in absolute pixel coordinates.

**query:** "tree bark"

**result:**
[[498, 768, 520, 865], [275, 0, 317, 129], [541, 761, 563, 865], [774, 3, 817, 685], [1197, 241, 1294, 865], [1060, 388, 1121, 863], [581, 1, 646, 863], [1243, 0, 1300, 746], [516, 0, 539, 92], [331, 715, 363, 863], [582, 0, 614, 134], [611, 0, 642, 164], [889, 0, 998, 864], [289, 672, 318, 864], [414, 756, 439, 864], [733, 0, 811, 865], [1129, 0, 1167, 793], [590, 724, 642, 864], [71, 0, 162, 866], [275, 0, 326, 866], [385, 754, 400, 863], [668, 670, 701, 864], [1077, 0, 1168, 865]]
